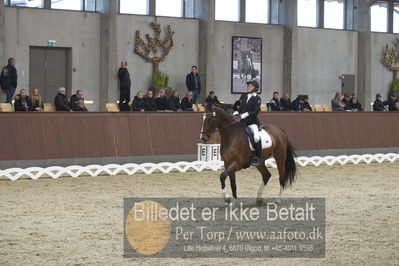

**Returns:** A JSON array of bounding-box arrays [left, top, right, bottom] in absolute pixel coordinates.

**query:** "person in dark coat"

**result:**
[[233, 93, 246, 111], [233, 80, 262, 166], [168, 90, 182, 111], [268, 91, 281, 111], [205, 91, 221, 106], [383, 93, 398, 111], [54, 87, 72, 111], [348, 97, 363, 111], [185, 66, 201, 106], [0, 57, 18, 103], [302, 95, 312, 112], [342, 93, 352, 111], [132, 91, 145, 111], [74, 100, 88, 111], [155, 89, 169, 111], [118, 61, 131, 110], [280, 93, 292, 111], [14, 89, 31, 111], [144, 90, 157, 111], [292, 96, 305, 111], [373, 93, 384, 111], [393, 101, 399, 111], [29, 88, 44, 111], [181, 91, 194, 111], [70, 90, 84, 110]]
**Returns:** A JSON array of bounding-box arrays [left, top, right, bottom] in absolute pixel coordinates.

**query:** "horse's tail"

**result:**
[[283, 139, 297, 189]]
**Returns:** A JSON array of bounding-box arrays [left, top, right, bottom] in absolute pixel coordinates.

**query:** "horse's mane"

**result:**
[[212, 104, 236, 123]]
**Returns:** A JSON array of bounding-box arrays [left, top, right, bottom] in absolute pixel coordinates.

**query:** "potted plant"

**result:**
[[150, 72, 172, 97], [390, 79, 399, 94]]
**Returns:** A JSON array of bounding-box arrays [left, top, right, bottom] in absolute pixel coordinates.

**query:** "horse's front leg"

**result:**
[[220, 170, 231, 205]]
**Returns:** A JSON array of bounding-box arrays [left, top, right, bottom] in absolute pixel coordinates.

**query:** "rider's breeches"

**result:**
[[248, 124, 260, 142]]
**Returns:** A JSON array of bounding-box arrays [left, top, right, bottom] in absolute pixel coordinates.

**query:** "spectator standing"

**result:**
[[280, 92, 292, 111], [331, 92, 345, 111], [14, 89, 30, 111], [54, 87, 72, 111], [349, 97, 363, 111], [0, 58, 18, 103], [155, 88, 169, 111], [205, 91, 221, 106], [181, 92, 194, 111], [383, 92, 398, 111], [29, 88, 44, 111], [373, 93, 384, 111], [268, 91, 281, 111], [118, 61, 131, 111], [74, 100, 88, 112], [132, 91, 145, 111], [70, 90, 84, 110], [144, 90, 157, 111], [168, 90, 182, 111], [292, 96, 305, 112], [233, 94, 246, 111], [186, 66, 201, 107]]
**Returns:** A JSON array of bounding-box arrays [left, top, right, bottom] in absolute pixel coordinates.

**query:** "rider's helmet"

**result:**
[[246, 80, 259, 92]]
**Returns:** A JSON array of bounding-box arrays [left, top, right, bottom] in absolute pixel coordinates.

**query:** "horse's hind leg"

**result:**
[[274, 149, 287, 201], [229, 172, 237, 200], [255, 164, 271, 206]]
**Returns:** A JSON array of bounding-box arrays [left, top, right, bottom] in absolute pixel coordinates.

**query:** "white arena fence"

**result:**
[[0, 153, 398, 181]]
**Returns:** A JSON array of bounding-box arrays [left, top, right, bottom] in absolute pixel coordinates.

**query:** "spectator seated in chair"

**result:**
[[205, 91, 221, 106], [54, 87, 72, 112], [302, 95, 312, 112], [331, 92, 345, 111], [144, 90, 157, 111], [132, 91, 145, 112], [14, 89, 31, 112], [268, 91, 281, 111], [233, 93, 246, 112], [393, 101, 399, 111], [29, 88, 44, 112], [373, 93, 384, 111], [383, 92, 398, 111], [155, 89, 169, 111], [348, 97, 363, 112], [342, 93, 352, 109], [292, 95, 305, 112], [70, 90, 84, 110], [279, 92, 292, 111], [181, 91, 194, 111], [74, 100, 88, 112], [168, 90, 182, 111]]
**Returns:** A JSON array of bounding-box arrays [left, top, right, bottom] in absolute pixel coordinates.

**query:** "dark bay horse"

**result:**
[[200, 103, 297, 205]]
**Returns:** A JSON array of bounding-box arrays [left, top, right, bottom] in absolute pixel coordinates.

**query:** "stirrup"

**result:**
[[251, 156, 261, 166]]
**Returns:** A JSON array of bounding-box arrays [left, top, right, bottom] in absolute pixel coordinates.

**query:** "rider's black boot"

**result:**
[[251, 141, 262, 166]]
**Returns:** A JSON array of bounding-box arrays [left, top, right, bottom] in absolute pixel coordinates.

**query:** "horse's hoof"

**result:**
[[256, 198, 263, 206], [224, 196, 232, 206]]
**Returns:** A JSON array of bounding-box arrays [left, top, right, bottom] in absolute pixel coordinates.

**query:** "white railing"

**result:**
[[0, 153, 398, 181]]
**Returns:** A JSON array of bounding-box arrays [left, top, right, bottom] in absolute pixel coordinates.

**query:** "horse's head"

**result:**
[[200, 103, 231, 143]]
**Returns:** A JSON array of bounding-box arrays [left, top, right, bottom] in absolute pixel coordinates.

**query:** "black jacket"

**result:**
[[373, 99, 384, 111], [181, 97, 193, 110], [132, 96, 145, 111], [0, 64, 17, 91], [186, 72, 201, 92], [349, 101, 363, 111], [70, 94, 84, 110], [155, 96, 169, 111], [383, 98, 398, 111], [291, 98, 304, 111], [118, 67, 131, 88], [168, 96, 181, 111], [54, 93, 71, 111], [238, 94, 261, 126], [144, 97, 157, 111], [14, 95, 31, 111], [280, 98, 292, 111], [74, 106, 88, 112], [269, 97, 281, 111], [205, 96, 221, 106]]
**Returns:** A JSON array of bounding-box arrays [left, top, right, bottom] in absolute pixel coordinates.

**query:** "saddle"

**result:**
[[244, 127, 272, 151]]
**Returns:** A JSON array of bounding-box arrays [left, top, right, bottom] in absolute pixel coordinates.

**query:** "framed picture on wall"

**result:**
[[231, 36, 262, 94]]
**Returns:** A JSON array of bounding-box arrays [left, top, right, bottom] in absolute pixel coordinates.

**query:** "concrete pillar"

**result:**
[[97, 0, 118, 110], [353, 0, 372, 110], [279, 0, 297, 96], [0, 0, 5, 66], [193, 0, 215, 103]]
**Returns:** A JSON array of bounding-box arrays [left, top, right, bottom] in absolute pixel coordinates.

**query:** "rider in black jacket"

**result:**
[[233, 80, 262, 166]]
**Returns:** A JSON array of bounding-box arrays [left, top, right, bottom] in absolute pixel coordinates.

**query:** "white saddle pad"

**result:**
[[249, 129, 272, 151]]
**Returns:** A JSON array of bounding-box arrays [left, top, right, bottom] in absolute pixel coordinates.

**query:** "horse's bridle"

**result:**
[[200, 112, 240, 136]]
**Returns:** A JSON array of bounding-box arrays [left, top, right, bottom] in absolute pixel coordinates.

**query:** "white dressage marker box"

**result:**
[[197, 143, 221, 162]]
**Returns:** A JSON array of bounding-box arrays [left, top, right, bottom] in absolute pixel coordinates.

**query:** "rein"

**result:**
[[201, 116, 241, 135]]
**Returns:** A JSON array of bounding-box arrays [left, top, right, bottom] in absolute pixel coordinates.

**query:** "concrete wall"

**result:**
[[294, 27, 358, 105], [211, 21, 284, 104], [115, 15, 199, 97], [3, 7, 101, 110]]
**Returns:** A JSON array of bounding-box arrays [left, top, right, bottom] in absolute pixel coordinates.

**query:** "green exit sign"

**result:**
[[48, 40, 56, 47]]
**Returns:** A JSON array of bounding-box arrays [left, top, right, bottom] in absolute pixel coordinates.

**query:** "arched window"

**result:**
[[156, 0, 183, 17], [215, 0, 240, 22], [370, 1, 388, 32], [120, 0, 149, 15], [297, 0, 317, 27], [245, 0, 269, 24], [324, 0, 344, 29]]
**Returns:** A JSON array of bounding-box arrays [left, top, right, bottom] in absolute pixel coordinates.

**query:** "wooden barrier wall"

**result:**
[[0, 112, 398, 161]]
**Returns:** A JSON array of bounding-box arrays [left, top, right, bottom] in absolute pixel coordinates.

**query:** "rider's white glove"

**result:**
[[240, 112, 249, 119], [233, 111, 239, 116]]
